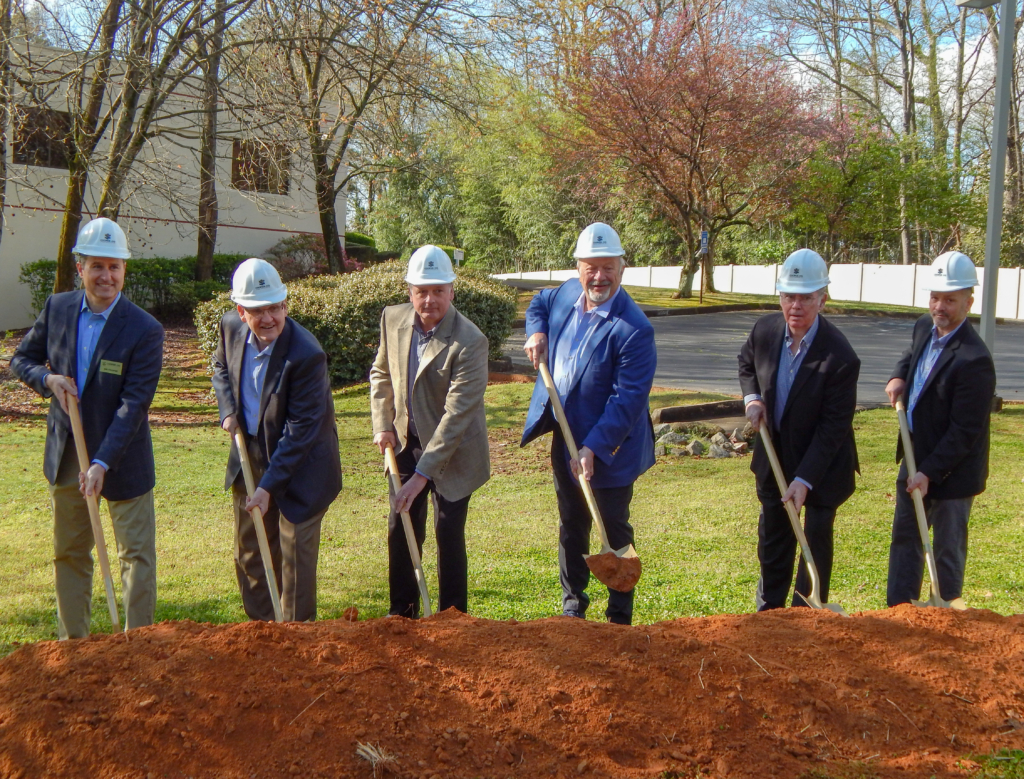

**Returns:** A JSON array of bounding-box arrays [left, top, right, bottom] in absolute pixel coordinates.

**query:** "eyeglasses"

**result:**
[[243, 302, 286, 317]]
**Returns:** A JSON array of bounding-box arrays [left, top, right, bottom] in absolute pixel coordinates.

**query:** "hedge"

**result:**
[[194, 261, 517, 385], [19, 254, 246, 316]]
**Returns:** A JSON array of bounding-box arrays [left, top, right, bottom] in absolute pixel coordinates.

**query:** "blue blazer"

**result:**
[[11, 290, 164, 501], [520, 280, 657, 488]]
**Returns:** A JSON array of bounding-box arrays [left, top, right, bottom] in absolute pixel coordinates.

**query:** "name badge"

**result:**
[[99, 360, 123, 376]]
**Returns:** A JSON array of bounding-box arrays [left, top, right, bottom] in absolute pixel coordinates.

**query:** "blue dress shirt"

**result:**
[[743, 315, 820, 489], [241, 331, 276, 435], [552, 286, 621, 401], [77, 292, 121, 471], [907, 320, 965, 432]]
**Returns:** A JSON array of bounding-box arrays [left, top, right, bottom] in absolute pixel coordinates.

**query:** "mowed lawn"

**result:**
[[1, 330, 1023, 656]]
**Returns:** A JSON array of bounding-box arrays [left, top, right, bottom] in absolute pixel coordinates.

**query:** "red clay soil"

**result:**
[[1, 607, 1022, 779]]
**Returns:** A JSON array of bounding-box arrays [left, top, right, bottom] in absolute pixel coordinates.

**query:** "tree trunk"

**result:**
[[701, 232, 718, 294], [0, 0, 10, 250], [196, 0, 225, 280], [55, 168, 89, 293], [315, 165, 344, 273], [54, 0, 125, 292]]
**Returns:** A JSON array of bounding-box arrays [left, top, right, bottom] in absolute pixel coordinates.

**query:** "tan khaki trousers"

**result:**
[[232, 438, 323, 622], [49, 441, 157, 639]]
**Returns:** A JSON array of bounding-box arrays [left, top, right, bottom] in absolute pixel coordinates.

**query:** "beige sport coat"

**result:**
[[370, 302, 490, 502]]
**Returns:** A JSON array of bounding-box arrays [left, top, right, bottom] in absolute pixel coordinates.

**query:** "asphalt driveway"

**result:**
[[503, 312, 1024, 402]]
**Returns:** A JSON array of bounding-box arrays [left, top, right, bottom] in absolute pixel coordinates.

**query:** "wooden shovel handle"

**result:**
[[383, 444, 432, 617], [757, 424, 824, 595], [233, 429, 284, 623], [894, 401, 944, 588], [538, 362, 611, 550], [66, 393, 122, 632]]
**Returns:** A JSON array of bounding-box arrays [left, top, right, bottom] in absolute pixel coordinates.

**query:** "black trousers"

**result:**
[[755, 496, 836, 611], [887, 478, 972, 606], [388, 434, 470, 617], [551, 427, 636, 625]]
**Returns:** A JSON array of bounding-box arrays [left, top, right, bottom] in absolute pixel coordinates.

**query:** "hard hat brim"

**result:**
[[776, 280, 829, 294], [231, 288, 288, 307], [405, 272, 456, 285], [73, 246, 131, 260], [921, 281, 976, 292], [574, 249, 625, 259]]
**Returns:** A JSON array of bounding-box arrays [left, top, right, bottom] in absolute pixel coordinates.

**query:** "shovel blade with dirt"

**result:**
[[539, 362, 641, 593], [895, 402, 965, 610], [758, 425, 849, 617]]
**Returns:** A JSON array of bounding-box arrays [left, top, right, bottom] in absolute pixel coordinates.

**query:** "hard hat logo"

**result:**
[[792, 268, 801, 276], [103, 233, 112, 242], [936, 268, 945, 276]]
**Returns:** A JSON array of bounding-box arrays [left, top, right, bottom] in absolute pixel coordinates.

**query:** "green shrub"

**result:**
[[433, 245, 469, 267], [194, 261, 517, 385], [345, 231, 376, 248], [19, 254, 245, 315], [19, 260, 56, 315]]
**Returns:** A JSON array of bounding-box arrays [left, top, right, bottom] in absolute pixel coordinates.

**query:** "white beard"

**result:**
[[586, 285, 612, 305]]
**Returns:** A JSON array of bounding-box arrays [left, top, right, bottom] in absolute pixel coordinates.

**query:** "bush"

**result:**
[[344, 231, 376, 248], [194, 261, 517, 385], [434, 245, 469, 268], [19, 254, 245, 315]]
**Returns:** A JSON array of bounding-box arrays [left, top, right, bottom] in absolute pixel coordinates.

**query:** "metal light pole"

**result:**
[[958, 0, 1016, 351]]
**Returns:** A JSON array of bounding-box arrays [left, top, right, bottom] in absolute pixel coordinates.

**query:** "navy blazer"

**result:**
[[738, 313, 860, 509], [10, 291, 164, 501], [890, 314, 995, 499], [520, 280, 657, 488], [211, 312, 342, 523]]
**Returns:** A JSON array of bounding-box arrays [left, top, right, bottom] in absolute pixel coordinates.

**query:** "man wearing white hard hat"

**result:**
[[11, 217, 164, 637], [211, 258, 342, 621], [370, 246, 490, 617], [521, 222, 656, 625], [738, 249, 860, 611], [884, 251, 995, 607]]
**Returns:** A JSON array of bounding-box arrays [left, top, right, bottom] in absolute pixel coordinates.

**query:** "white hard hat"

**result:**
[[573, 222, 624, 259], [72, 217, 131, 260], [406, 245, 456, 285], [921, 251, 978, 292], [231, 258, 287, 307], [777, 249, 829, 293]]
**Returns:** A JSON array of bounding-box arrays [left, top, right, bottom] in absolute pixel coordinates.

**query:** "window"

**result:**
[[13, 106, 73, 169], [231, 139, 290, 195]]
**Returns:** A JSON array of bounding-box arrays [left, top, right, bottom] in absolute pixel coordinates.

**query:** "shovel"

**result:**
[[383, 444, 432, 618], [894, 401, 966, 610], [66, 394, 122, 632], [538, 361, 641, 593], [758, 425, 849, 616], [232, 429, 284, 622]]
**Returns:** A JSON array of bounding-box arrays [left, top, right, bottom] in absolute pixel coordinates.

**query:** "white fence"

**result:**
[[493, 263, 1024, 319]]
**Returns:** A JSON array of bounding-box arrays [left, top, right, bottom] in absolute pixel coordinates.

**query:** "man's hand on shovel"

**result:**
[[79, 463, 106, 498], [781, 480, 808, 513], [45, 374, 78, 415], [570, 446, 596, 481], [246, 488, 271, 516]]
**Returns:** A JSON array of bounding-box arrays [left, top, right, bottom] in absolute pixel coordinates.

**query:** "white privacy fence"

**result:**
[[493, 263, 1024, 319]]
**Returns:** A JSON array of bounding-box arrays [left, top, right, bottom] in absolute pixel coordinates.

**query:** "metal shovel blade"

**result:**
[[584, 544, 642, 593], [794, 589, 850, 616]]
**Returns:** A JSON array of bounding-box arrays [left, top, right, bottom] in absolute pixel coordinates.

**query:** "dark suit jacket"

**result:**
[[521, 280, 657, 489], [738, 313, 860, 508], [10, 290, 164, 501], [891, 314, 995, 499], [211, 312, 342, 523]]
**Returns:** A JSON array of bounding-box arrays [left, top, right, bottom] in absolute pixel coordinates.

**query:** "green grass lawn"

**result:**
[[1, 332, 1022, 658]]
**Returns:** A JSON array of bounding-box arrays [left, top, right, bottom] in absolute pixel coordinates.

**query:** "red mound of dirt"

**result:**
[[1, 606, 1022, 778]]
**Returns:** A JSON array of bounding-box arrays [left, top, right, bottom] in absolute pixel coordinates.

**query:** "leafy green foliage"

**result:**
[[194, 262, 516, 384], [19, 255, 245, 315], [970, 750, 1024, 778], [344, 231, 376, 248]]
